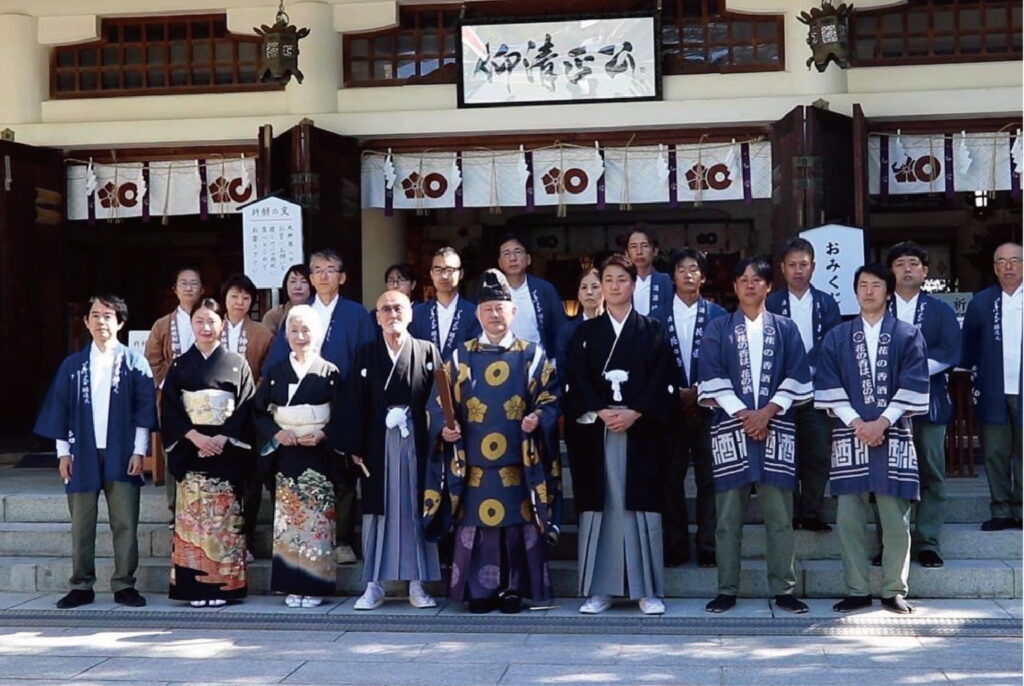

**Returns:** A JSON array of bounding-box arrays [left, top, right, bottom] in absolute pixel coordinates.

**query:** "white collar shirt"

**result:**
[[746, 313, 765, 403], [895, 292, 919, 325], [1002, 285, 1023, 394], [89, 343, 117, 450], [311, 294, 339, 346], [226, 318, 244, 353], [673, 296, 700, 381], [633, 273, 653, 316], [509, 279, 540, 344], [436, 294, 459, 346], [788, 289, 815, 353], [175, 306, 195, 353]]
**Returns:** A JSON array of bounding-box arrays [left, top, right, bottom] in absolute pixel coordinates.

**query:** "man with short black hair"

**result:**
[[884, 242, 961, 567], [766, 238, 842, 532], [410, 247, 480, 361], [816, 263, 930, 615], [496, 235, 567, 355], [36, 295, 158, 609], [699, 256, 813, 615]]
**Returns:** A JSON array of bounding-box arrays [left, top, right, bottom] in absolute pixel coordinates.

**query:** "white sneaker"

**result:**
[[354, 583, 385, 611], [335, 545, 357, 565], [301, 596, 323, 608], [189, 600, 208, 608], [284, 594, 303, 608], [208, 599, 227, 607], [408, 581, 437, 609], [639, 597, 665, 615], [578, 595, 613, 614]]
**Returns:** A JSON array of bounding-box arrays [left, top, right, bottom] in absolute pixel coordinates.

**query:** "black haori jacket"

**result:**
[[565, 310, 678, 514]]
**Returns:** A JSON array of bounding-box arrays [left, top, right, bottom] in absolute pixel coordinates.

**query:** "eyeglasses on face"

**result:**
[[500, 249, 527, 259], [430, 266, 460, 276], [386, 277, 411, 286], [311, 268, 341, 277], [994, 257, 1022, 267]]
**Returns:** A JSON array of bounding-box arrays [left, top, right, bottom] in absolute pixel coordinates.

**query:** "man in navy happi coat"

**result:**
[[495, 234, 566, 356], [410, 246, 480, 361]]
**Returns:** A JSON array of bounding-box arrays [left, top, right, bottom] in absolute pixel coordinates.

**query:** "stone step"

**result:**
[[0, 483, 996, 525], [2, 556, 1018, 599], [2, 521, 1017, 563]]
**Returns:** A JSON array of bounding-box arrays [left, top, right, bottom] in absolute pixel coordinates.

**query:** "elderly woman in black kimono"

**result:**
[[253, 304, 344, 608], [162, 298, 255, 608]]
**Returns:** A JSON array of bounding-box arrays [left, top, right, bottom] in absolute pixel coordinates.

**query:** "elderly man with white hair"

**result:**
[[253, 304, 345, 608], [341, 290, 444, 610]]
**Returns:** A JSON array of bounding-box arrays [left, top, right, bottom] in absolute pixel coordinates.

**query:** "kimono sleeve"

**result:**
[[960, 295, 985, 370], [336, 346, 369, 458], [628, 321, 677, 427], [528, 345, 563, 531], [928, 299, 962, 373], [889, 328, 930, 417], [129, 354, 158, 431], [697, 316, 738, 409], [813, 328, 853, 416], [251, 367, 282, 455], [772, 319, 814, 409], [159, 361, 193, 448], [34, 358, 73, 442], [144, 320, 169, 386], [322, 363, 346, 456], [565, 324, 606, 420]]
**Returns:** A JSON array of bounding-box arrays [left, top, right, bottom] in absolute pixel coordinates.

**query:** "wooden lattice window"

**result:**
[[661, 0, 785, 73], [344, 6, 460, 86], [51, 15, 281, 98], [851, 0, 1022, 66]]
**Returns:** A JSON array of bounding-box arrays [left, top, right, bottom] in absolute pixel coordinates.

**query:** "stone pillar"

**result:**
[[360, 209, 406, 309], [0, 14, 47, 125], [284, 2, 339, 115]]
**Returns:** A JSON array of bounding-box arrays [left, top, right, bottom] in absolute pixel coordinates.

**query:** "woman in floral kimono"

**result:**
[[162, 298, 255, 607], [253, 305, 343, 608]]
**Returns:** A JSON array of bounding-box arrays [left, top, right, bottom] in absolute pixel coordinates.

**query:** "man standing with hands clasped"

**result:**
[[35, 295, 158, 608]]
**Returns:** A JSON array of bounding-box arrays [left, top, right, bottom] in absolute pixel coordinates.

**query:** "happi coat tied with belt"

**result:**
[[766, 285, 842, 370], [697, 311, 814, 492], [962, 284, 1023, 425], [565, 309, 678, 514], [35, 344, 158, 493], [410, 296, 481, 361], [887, 293, 961, 424], [342, 337, 442, 517], [814, 315, 930, 501]]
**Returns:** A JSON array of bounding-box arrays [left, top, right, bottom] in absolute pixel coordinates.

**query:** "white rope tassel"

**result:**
[[694, 139, 705, 207], [416, 153, 426, 216], [161, 163, 173, 226], [557, 144, 567, 218], [621, 145, 632, 211], [489, 153, 501, 214]]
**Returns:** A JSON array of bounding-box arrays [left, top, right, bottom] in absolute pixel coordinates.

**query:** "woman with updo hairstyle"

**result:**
[[161, 297, 256, 607]]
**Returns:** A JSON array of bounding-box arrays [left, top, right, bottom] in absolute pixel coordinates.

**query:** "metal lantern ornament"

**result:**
[[798, 1, 854, 72], [254, 2, 310, 84]]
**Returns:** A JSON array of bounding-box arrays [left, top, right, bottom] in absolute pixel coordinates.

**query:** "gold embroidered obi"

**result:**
[[272, 403, 331, 437], [182, 389, 236, 426]]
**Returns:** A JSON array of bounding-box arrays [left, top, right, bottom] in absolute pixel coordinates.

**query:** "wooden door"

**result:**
[[0, 140, 66, 438]]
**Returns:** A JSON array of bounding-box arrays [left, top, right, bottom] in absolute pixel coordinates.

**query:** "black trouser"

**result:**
[[662, 408, 716, 561], [334, 468, 358, 549]]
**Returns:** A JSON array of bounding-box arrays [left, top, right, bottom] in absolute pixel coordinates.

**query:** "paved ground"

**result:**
[[0, 594, 1020, 685]]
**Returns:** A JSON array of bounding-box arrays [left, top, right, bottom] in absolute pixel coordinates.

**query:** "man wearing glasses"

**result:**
[[963, 242, 1024, 531], [384, 264, 418, 301], [410, 247, 480, 361], [264, 249, 376, 564], [496, 234, 567, 356]]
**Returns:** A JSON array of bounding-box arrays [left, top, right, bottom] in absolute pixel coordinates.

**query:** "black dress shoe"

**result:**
[[467, 597, 497, 614], [498, 591, 522, 615], [870, 552, 883, 567], [981, 518, 1015, 531], [56, 589, 95, 609], [664, 554, 689, 568], [916, 550, 944, 568], [1015, 519, 1023, 530], [833, 596, 872, 613], [800, 519, 833, 533], [775, 594, 809, 614], [881, 596, 914, 614], [705, 594, 736, 613], [697, 550, 717, 568], [113, 588, 147, 607]]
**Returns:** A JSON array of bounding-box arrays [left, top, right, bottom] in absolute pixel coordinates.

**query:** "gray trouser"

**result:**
[[715, 483, 796, 597], [911, 420, 947, 553], [67, 478, 141, 592], [839, 493, 911, 598], [981, 395, 1022, 520]]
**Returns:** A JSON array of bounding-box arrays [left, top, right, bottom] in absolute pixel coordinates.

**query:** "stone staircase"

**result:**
[[0, 465, 1020, 599]]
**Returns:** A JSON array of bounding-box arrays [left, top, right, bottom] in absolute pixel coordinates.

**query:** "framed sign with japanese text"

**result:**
[[242, 196, 304, 289], [457, 13, 661, 108]]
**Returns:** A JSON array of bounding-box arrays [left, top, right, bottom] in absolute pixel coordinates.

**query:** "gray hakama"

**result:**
[[578, 430, 664, 599], [361, 413, 441, 583]]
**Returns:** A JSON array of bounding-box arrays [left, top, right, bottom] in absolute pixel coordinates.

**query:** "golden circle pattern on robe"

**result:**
[[479, 498, 505, 526], [484, 360, 510, 387], [481, 432, 508, 461], [423, 489, 441, 517]]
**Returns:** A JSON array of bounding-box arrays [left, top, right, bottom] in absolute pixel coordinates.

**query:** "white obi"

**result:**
[[272, 403, 331, 437], [182, 389, 236, 426]]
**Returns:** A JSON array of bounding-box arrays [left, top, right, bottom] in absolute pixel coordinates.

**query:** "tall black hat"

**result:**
[[478, 269, 512, 303]]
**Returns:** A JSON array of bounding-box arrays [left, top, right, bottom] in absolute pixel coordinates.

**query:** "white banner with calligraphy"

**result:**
[[242, 197, 304, 289], [869, 132, 1020, 195], [459, 15, 659, 108], [675, 141, 772, 203], [799, 223, 864, 316], [603, 145, 669, 205], [462, 149, 530, 208], [531, 148, 605, 206]]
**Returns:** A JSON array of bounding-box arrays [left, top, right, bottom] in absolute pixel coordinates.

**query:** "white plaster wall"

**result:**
[[360, 208, 406, 307]]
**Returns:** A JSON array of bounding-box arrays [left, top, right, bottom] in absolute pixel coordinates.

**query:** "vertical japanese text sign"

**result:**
[[799, 224, 865, 316], [242, 197, 304, 289]]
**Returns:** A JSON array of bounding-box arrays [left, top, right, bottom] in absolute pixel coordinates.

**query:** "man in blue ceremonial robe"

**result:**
[[410, 246, 481, 361], [766, 238, 842, 532], [698, 256, 814, 615], [264, 249, 376, 565], [816, 264, 930, 615], [885, 242, 961, 567], [35, 295, 158, 609], [424, 269, 562, 614], [496, 234, 567, 356], [962, 241, 1023, 532], [651, 248, 727, 568], [626, 225, 673, 316]]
